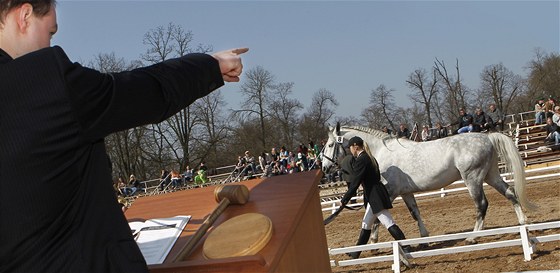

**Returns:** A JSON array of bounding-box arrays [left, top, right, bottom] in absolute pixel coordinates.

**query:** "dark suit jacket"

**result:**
[[342, 151, 392, 213], [0, 46, 223, 273]]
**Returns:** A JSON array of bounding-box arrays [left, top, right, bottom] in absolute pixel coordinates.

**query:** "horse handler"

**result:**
[[341, 136, 409, 259]]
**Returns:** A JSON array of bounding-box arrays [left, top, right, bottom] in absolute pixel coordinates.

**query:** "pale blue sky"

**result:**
[[53, 1, 559, 118]]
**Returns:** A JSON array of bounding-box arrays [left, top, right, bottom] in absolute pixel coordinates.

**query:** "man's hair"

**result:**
[[0, 0, 55, 23]]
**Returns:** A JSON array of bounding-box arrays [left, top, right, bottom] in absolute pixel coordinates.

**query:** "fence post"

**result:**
[[391, 242, 401, 273], [519, 225, 534, 261]]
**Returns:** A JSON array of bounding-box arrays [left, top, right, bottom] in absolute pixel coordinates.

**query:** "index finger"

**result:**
[[232, 48, 249, 55]]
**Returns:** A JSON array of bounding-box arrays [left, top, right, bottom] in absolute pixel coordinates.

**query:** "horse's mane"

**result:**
[[342, 125, 394, 141]]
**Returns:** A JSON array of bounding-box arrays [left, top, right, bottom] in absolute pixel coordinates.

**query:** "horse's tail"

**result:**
[[488, 133, 537, 211]]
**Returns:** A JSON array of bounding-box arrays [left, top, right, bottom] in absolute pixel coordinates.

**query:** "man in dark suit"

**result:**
[[341, 136, 408, 259], [0, 1, 247, 272]]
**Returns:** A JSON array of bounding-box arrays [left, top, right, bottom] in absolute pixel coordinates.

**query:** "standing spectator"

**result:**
[[535, 99, 546, 125], [544, 117, 560, 146], [487, 103, 505, 131], [396, 123, 410, 139], [434, 122, 448, 139], [159, 169, 171, 191], [421, 125, 431, 141], [472, 107, 492, 132]]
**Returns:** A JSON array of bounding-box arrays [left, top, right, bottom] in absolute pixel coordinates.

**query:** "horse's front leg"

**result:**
[[401, 193, 429, 240], [371, 218, 380, 243]]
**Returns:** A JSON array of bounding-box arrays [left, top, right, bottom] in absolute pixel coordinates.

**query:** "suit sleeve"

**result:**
[[53, 46, 224, 140], [341, 155, 367, 204]]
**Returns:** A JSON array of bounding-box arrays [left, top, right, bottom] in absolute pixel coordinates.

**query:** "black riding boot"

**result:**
[[388, 224, 410, 252], [347, 229, 371, 259]]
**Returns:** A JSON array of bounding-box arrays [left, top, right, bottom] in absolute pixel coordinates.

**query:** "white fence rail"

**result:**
[[321, 165, 560, 214], [329, 221, 560, 273]]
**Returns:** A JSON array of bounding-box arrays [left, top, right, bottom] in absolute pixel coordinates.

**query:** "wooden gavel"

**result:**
[[173, 184, 250, 261]]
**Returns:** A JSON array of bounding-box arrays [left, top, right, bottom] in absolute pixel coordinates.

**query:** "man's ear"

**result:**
[[15, 3, 34, 32]]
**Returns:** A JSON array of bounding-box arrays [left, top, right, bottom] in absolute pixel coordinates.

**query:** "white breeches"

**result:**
[[361, 205, 395, 230]]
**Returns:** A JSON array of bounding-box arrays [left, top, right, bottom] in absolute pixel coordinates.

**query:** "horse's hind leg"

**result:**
[[463, 178, 489, 243], [401, 193, 429, 238], [485, 170, 527, 225]]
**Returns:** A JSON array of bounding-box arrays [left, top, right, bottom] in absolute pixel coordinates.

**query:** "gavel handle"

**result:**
[[173, 198, 231, 262]]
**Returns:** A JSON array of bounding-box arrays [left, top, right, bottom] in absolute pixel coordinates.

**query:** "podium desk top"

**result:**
[[125, 170, 324, 272]]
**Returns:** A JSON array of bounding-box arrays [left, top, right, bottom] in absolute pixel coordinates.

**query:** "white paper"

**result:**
[[129, 215, 191, 265]]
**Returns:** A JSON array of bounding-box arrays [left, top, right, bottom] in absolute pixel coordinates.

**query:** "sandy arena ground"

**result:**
[[324, 175, 560, 273]]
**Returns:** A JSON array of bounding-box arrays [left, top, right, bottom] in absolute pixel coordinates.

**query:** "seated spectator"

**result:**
[[545, 96, 556, 119], [421, 125, 431, 141], [279, 146, 289, 167], [170, 170, 182, 188], [118, 177, 133, 197], [449, 108, 474, 134], [396, 123, 410, 139], [553, 106, 560, 126], [381, 125, 392, 135], [233, 155, 247, 175], [183, 166, 193, 182], [434, 122, 448, 139], [487, 103, 504, 131], [128, 174, 142, 195], [194, 168, 208, 185], [544, 117, 560, 146], [535, 99, 546, 125], [243, 150, 257, 176], [295, 153, 307, 172], [472, 107, 492, 132], [270, 147, 279, 163], [271, 161, 286, 176]]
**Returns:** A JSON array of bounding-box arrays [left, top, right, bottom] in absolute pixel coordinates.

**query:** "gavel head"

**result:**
[[214, 184, 250, 205]]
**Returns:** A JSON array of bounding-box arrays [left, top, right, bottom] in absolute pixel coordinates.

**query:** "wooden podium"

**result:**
[[125, 170, 332, 273]]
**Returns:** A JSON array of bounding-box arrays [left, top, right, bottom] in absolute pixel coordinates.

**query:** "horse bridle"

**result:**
[[321, 135, 347, 168]]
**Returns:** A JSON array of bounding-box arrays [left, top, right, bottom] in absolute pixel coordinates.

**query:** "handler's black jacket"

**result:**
[[341, 151, 392, 213], [0, 46, 223, 273]]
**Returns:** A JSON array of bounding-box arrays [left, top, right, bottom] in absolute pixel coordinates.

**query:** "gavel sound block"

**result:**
[[173, 184, 250, 261]]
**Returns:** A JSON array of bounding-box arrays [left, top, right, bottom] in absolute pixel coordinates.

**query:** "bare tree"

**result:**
[[526, 49, 560, 103], [478, 63, 524, 115], [299, 88, 338, 143], [406, 68, 439, 127], [361, 84, 397, 131], [233, 66, 275, 149], [268, 82, 303, 148], [434, 58, 470, 123], [141, 22, 214, 170]]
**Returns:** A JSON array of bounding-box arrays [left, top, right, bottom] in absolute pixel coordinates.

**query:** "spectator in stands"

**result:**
[[535, 98, 546, 125], [258, 152, 270, 177], [545, 96, 556, 119], [544, 117, 560, 146], [472, 107, 492, 132], [270, 147, 279, 163], [449, 108, 474, 134], [396, 123, 410, 139], [434, 122, 448, 139], [381, 126, 392, 135], [170, 170, 182, 189], [287, 151, 297, 173], [279, 146, 289, 167], [341, 136, 408, 259], [183, 166, 193, 183], [233, 155, 246, 175], [159, 169, 171, 191], [421, 125, 431, 141], [243, 150, 257, 176], [128, 174, 142, 196], [194, 167, 208, 185], [117, 177, 132, 196], [271, 160, 286, 176], [295, 153, 307, 172], [487, 103, 505, 131], [553, 106, 560, 126]]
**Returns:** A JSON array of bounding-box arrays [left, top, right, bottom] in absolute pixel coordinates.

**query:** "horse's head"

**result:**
[[321, 122, 347, 174]]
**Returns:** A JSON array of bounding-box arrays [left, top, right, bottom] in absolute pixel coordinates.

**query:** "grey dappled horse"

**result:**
[[322, 124, 536, 243]]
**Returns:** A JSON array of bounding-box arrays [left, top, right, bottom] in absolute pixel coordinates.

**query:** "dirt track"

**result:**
[[324, 175, 560, 272]]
